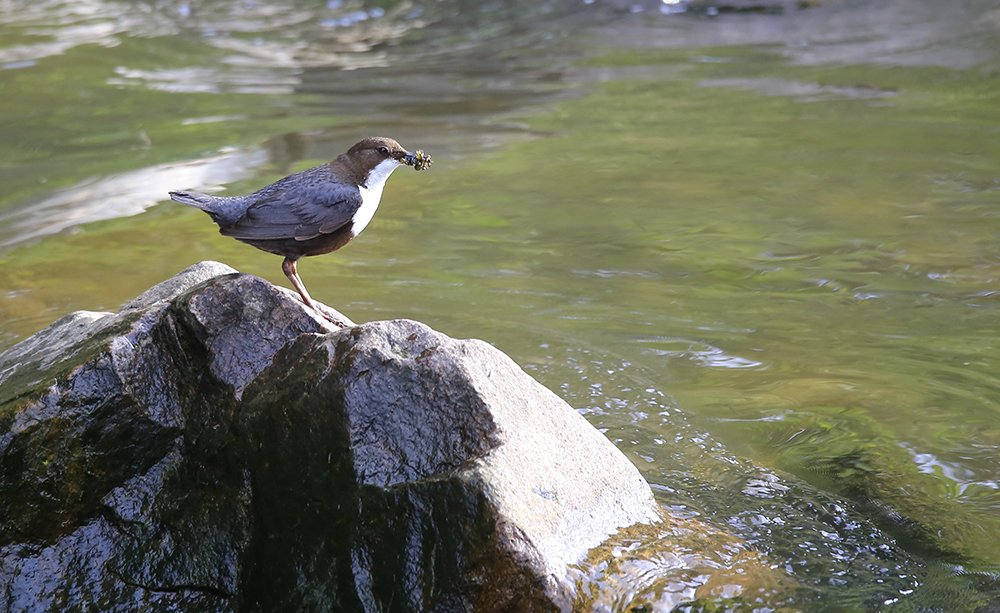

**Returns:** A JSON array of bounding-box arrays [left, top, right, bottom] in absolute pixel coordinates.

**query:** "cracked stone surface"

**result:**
[[0, 261, 661, 612]]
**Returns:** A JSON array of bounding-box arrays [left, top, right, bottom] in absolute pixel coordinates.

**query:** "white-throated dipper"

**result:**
[[169, 136, 431, 323]]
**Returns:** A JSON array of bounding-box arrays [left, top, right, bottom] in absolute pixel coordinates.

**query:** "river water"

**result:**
[[1, 0, 999, 610]]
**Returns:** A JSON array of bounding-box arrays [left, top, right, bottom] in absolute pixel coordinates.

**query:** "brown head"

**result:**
[[332, 137, 421, 187], [348, 136, 414, 162]]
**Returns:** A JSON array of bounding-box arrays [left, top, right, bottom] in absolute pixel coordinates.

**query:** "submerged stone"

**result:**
[[0, 261, 680, 612]]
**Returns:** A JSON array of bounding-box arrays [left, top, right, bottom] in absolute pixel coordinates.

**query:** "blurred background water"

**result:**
[[1, 0, 1000, 609]]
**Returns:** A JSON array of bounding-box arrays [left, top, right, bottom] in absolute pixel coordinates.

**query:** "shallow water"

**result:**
[[2, 0, 1000, 609]]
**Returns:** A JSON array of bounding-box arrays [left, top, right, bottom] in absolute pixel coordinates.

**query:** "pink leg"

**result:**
[[281, 258, 347, 326], [282, 257, 316, 308]]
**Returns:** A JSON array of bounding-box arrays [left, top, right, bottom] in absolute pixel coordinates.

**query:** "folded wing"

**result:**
[[220, 171, 363, 242]]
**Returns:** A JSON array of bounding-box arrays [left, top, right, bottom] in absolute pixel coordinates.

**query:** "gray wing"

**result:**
[[220, 175, 362, 242]]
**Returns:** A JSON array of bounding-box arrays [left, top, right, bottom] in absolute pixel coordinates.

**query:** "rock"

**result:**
[[0, 262, 662, 612]]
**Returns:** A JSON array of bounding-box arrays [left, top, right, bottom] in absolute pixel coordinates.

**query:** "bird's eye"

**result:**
[[379, 146, 389, 155]]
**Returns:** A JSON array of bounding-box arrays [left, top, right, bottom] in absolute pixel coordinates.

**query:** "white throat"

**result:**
[[352, 158, 401, 236]]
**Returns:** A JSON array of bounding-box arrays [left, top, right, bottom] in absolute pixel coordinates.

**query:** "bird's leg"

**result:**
[[281, 258, 347, 328], [282, 257, 316, 308], [281, 257, 346, 327], [280, 259, 351, 327]]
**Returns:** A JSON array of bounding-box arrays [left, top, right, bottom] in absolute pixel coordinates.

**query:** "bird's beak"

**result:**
[[402, 149, 432, 171]]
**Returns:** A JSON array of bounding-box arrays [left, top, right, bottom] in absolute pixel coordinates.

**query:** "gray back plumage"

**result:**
[[168, 190, 256, 227], [169, 163, 364, 241]]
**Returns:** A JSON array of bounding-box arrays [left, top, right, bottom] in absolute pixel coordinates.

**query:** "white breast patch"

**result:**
[[352, 158, 402, 236]]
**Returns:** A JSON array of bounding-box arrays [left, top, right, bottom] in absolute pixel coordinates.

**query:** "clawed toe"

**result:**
[[314, 306, 350, 328]]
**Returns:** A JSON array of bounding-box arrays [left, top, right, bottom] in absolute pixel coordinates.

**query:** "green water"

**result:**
[[2, 0, 1000, 609]]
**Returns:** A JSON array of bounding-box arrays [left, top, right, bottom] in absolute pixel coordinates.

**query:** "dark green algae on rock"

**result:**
[[0, 261, 342, 611], [0, 262, 782, 612]]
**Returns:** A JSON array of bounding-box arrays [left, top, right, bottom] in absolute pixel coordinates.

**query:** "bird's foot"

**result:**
[[308, 302, 352, 328]]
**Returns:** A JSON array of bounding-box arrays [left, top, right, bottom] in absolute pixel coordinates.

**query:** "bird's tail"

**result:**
[[169, 190, 217, 212]]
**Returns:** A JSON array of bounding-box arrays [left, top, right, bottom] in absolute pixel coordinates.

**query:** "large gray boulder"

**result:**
[[0, 262, 662, 612]]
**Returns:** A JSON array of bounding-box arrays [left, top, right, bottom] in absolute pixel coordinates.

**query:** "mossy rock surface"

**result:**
[[1, 261, 736, 612]]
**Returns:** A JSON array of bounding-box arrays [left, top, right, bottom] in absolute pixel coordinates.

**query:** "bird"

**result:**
[[169, 136, 431, 324]]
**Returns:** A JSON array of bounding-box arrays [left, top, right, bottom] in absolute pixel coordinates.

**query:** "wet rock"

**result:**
[[0, 261, 662, 612]]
